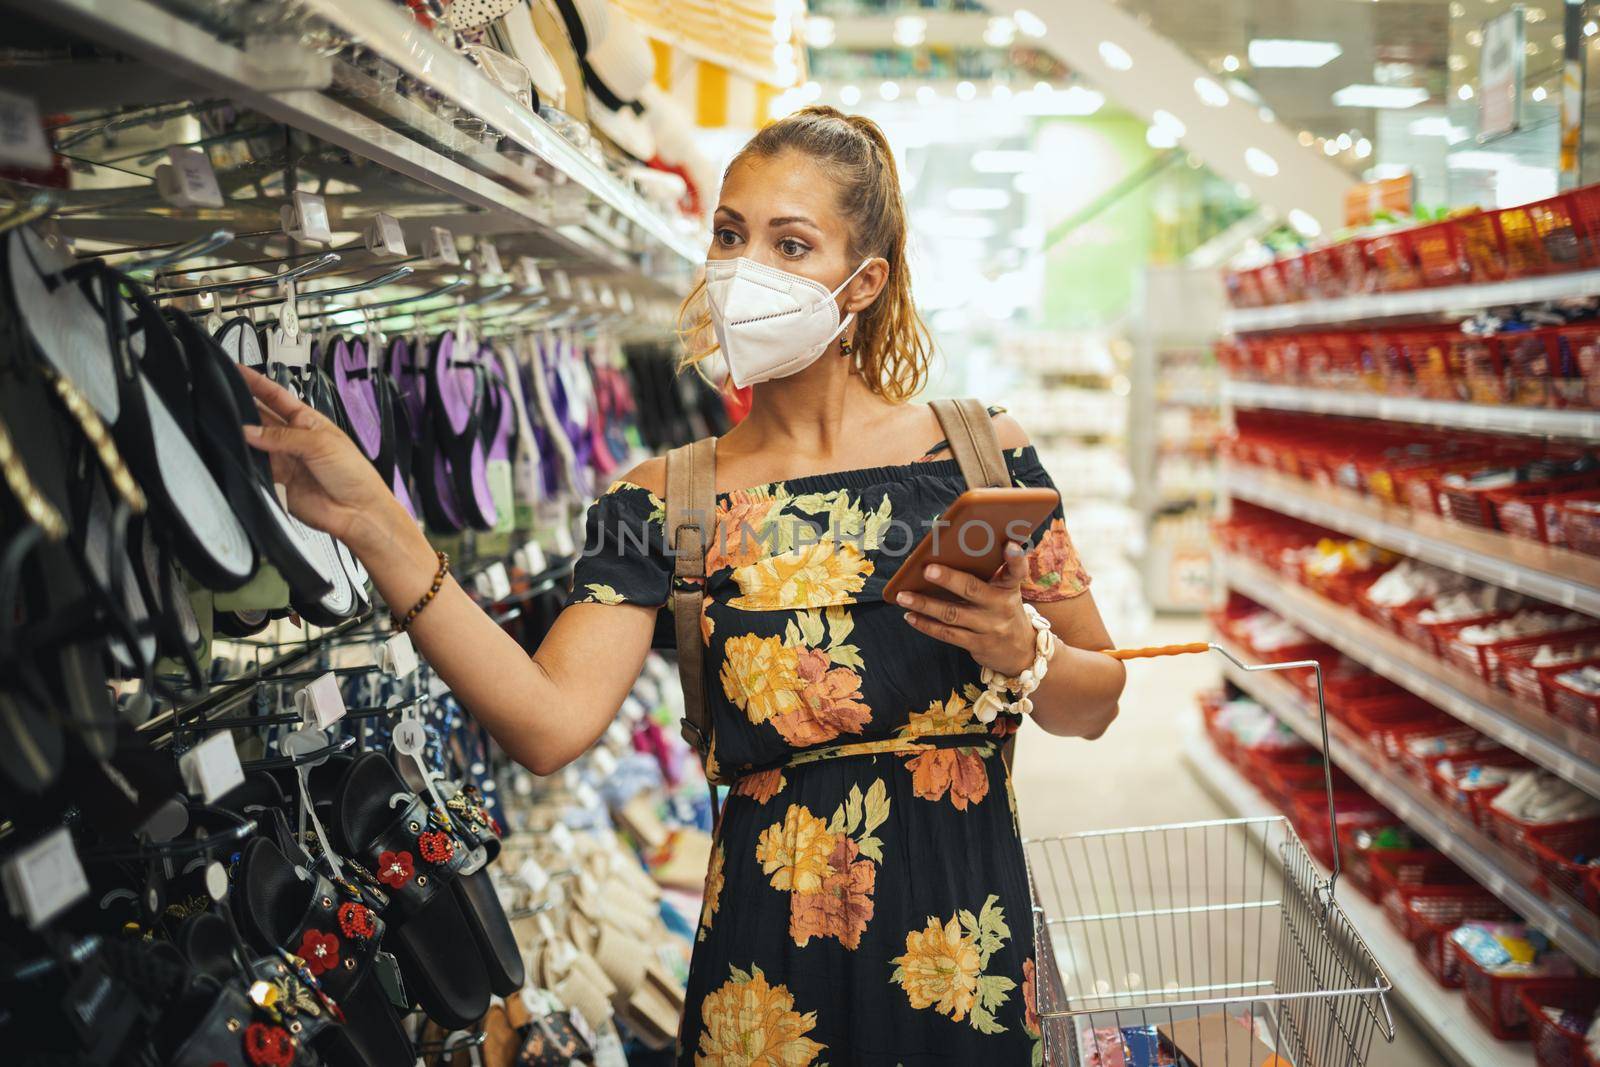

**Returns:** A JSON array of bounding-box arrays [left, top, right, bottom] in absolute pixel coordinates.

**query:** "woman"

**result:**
[[243, 106, 1126, 1065]]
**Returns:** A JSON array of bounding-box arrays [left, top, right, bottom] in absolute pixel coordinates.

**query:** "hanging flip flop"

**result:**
[[326, 752, 492, 1029], [0, 521, 65, 795], [300, 366, 371, 617], [427, 332, 497, 529], [233, 835, 414, 1067], [389, 335, 464, 533]]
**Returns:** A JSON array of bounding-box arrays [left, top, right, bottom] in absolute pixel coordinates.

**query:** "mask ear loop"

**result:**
[[826, 258, 873, 359]]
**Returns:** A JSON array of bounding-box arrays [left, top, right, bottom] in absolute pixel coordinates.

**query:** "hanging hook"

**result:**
[[0, 194, 55, 236], [241, 265, 417, 319], [155, 252, 341, 300], [124, 230, 235, 272], [83, 815, 258, 863], [240, 734, 356, 772]]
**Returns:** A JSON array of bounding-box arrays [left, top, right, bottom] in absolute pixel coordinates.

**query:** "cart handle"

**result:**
[[1096, 641, 1343, 901]]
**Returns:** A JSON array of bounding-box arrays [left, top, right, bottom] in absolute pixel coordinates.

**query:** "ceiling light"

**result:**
[[1297, 130, 1314, 147], [1331, 84, 1429, 108], [1447, 150, 1516, 171], [1449, 54, 1467, 72], [1259, 107, 1275, 122], [1227, 79, 1263, 105], [956, 80, 977, 101], [1194, 77, 1230, 107], [802, 80, 821, 101], [947, 187, 1011, 211], [984, 16, 1016, 47], [1323, 140, 1339, 156], [991, 84, 1012, 100], [803, 16, 835, 48], [1587, 20, 1598, 36], [893, 15, 926, 47], [1408, 116, 1469, 142], [879, 81, 900, 101], [1013, 9, 1047, 38], [1146, 126, 1178, 149], [1458, 83, 1475, 101], [1245, 147, 1279, 177], [972, 150, 1035, 173], [1533, 86, 1548, 102], [1355, 137, 1373, 158], [1222, 54, 1241, 71], [1152, 109, 1186, 138], [1247, 39, 1343, 68], [916, 85, 937, 105], [1099, 41, 1133, 70], [1018, 85, 1104, 116], [840, 84, 861, 106], [1288, 209, 1322, 238], [1336, 132, 1352, 150]]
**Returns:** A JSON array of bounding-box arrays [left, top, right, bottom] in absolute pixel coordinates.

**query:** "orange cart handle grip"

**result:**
[[1097, 641, 1211, 660]]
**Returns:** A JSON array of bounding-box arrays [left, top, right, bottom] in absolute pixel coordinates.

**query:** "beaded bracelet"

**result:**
[[973, 603, 1057, 723], [392, 550, 450, 632]]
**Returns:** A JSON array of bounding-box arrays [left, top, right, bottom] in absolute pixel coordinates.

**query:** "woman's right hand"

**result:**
[[240, 366, 399, 552]]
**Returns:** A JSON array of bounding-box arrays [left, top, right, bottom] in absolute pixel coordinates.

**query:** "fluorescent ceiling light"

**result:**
[[1227, 79, 1263, 105], [1355, 138, 1372, 158], [956, 80, 977, 101], [803, 16, 835, 48], [972, 150, 1036, 173], [1408, 116, 1468, 142], [1014, 9, 1047, 38], [984, 17, 1016, 47], [1099, 41, 1133, 71], [947, 187, 1011, 211], [1288, 209, 1322, 237], [1248, 39, 1343, 68], [921, 215, 998, 240], [893, 15, 926, 47], [1194, 77, 1230, 107], [1332, 84, 1429, 108], [1016, 85, 1104, 116], [879, 81, 900, 101], [1146, 126, 1178, 149], [839, 84, 861, 106], [1152, 109, 1186, 138], [1447, 150, 1516, 171], [1245, 147, 1279, 177]]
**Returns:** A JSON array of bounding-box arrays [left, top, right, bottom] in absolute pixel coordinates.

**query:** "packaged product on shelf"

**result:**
[[1490, 771, 1600, 826], [1450, 922, 1577, 978]]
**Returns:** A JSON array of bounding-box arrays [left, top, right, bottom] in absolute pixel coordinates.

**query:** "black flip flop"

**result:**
[[327, 752, 492, 1029]]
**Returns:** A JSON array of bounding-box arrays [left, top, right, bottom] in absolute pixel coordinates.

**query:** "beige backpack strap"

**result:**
[[930, 398, 1008, 489], [664, 437, 718, 774]]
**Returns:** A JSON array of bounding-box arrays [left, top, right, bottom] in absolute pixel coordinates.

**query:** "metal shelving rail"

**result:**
[[1211, 637, 1600, 972], [1183, 730, 1536, 1067], [1222, 380, 1600, 440], [1221, 463, 1600, 615], [1218, 552, 1600, 797], [20, 0, 703, 274], [1222, 269, 1600, 333]]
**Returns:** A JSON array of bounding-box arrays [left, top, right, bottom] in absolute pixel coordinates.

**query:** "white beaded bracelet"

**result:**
[[973, 603, 1057, 723]]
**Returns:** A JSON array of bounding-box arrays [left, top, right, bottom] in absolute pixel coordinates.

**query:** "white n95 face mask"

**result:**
[[704, 257, 869, 388]]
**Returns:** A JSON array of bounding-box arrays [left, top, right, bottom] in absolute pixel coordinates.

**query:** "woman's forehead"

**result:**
[[720, 151, 842, 226]]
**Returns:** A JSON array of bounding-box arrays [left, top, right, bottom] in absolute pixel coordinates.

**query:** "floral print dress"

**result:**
[[567, 427, 1091, 1066]]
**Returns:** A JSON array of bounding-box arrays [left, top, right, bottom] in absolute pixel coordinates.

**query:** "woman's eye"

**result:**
[[714, 228, 741, 247], [777, 237, 809, 257]]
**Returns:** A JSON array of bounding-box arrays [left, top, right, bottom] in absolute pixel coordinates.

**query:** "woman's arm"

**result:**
[[243, 369, 653, 775]]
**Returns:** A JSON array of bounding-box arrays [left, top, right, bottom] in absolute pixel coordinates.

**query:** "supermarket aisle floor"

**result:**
[[1011, 614, 1449, 1067]]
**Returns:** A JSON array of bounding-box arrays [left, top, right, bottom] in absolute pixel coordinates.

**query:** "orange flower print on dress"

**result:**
[[770, 647, 871, 747], [705, 488, 786, 573], [696, 964, 825, 1067], [729, 539, 874, 611], [720, 634, 805, 725], [890, 895, 1017, 1034], [733, 768, 787, 804], [699, 844, 725, 942], [789, 835, 876, 950], [906, 748, 990, 811], [1020, 518, 1090, 602], [755, 805, 836, 894]]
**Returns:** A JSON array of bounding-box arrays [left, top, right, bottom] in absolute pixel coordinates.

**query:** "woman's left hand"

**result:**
[[895, 542, 1036, 676]]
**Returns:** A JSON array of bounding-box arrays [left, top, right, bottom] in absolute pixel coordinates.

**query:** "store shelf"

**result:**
[[1222, 380, 1600, 440], [1183, 734, 1537, 1067], [1221, 463, 1600, 615], [1218, 552, 1600, 796], [26, 0, 701, 273], [1221, 270, 1600, 333], [1211, 638, 1600, 973]]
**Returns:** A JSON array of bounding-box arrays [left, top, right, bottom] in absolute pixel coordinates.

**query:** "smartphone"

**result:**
[[882, 487, 1060, 603]]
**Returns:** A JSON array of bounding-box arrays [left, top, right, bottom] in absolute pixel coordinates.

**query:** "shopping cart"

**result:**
[[1025, 642, 1395, 1066]]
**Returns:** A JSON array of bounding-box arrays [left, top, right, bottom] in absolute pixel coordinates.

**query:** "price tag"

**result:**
[[549, 270, 574, 302], [552, 521, 576, 557], [515, 541, 547, 575], [378, 631, 418, 678], [0, 89, 50, 169], [425, 227, 460, 266], [2, 828, 89, 928], [590, 747, 618, 778], [280, 191, 332, 245], [365, 212, 408, 258], [575, 278, 598, 307], [515, 257, 544, 294], [478, 242, 503, 278], [486, 561, 511, 601], [617, 289, 635, 315], [391, 717, 427, 757], [549, 820, 576, 857], [294, 671, 346, 729], [518, 857, 550, 894], [156, 146, 224, 209], [597, 284, 617, 309], [178, 732, 245, 803], [575, 782, 601, 810]]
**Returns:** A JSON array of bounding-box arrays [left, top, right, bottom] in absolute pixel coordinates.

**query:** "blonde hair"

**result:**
[[677, 106, 932, 403]]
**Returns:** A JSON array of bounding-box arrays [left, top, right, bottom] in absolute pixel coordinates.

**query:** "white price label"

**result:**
[[552, 522, 576, 557], [179, 732, 245, 804], [157, 146, 224, 209], [518, 857, 550, 894], [515, 257, 544, 294], [575, 782, 601, 810], [0, 89, 50, 169], [515, 541, 546, 575], [549, 270, 574, 302], [486, 561, 511, 601], [282, 191, 332, 245], [3, 828, 88, 929], [379, 631, 418, 678], [366, 212, 407, 258], [294, 671, 346, 729], [478, 242, 503, 277], [590, 747, 618, 778], [391, 718, 427, 757], [426, 226, 460, 265], [549, 820, 576, 856]]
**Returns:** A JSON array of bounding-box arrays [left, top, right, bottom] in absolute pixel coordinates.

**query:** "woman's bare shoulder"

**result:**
[[617, 456, 668, 497], [990, 410, 1030, 450]]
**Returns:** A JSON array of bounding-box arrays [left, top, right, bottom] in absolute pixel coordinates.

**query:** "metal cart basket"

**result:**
[[1025, 643, 1395, 1066]]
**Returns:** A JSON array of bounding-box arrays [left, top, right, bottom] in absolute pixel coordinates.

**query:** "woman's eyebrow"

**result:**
[[714, 206, 744, 221], [771, 215, 819, 229]]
